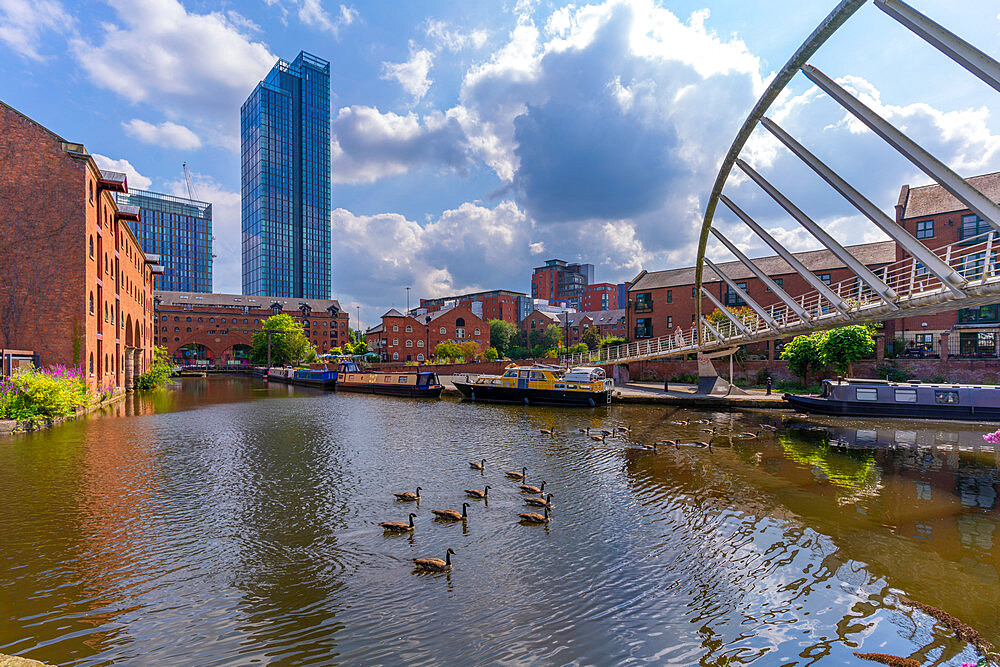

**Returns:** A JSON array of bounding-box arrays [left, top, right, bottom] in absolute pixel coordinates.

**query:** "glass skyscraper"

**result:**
[[116, 190, 213, 292], [241, 51, 331, 299]]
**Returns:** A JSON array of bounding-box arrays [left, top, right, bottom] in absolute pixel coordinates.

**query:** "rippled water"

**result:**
[[1, 377, 997, 665]]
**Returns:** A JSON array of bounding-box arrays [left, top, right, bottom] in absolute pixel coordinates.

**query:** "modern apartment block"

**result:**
[[531, 259, 594, 308], [417, 289, 526, 324], [117, 189, 212, 293], [241, 51, 331, 299], [581, 282, 620, 311]]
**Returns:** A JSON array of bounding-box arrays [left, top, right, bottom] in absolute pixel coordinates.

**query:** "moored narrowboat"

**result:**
[[785, 377, 1000, 421], [267, 366, 337, 389], [453, 364, 613, 407], [336, 361, 443, 398]]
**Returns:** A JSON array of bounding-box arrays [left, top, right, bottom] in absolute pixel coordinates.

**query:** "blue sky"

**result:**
[[2, 0, 999, 327]]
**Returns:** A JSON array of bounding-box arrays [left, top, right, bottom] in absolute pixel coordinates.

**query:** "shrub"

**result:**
[[780, 333, 825, 384], [599, 336, 627, 349], [755, 369, 773, 385], [134, 346, 176, 391], [873, 363, 913, 383], [0, 365, 89, 420], [483, 347, 499, 361], [567, 343, 588, 355], [669, 373, 699, 384]]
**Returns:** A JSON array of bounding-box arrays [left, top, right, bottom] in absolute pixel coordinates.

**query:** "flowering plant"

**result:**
[[983, 430, 1000, 444], [0, 364, 89, 420]]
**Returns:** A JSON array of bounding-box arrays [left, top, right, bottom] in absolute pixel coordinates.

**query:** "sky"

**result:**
[[2, 0, 1000, 329]]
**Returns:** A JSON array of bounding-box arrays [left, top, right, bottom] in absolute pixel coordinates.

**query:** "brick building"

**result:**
[[520, 308, 627, 347], [0, 101, 159, 394], [418, 289, 525, 323], [531, 259, 594, 308], [366, 305, 487, 362], [154, 291, 349, 365], [581, 282, 620, 311], [890, 173, 1000, 357], [626, 241, 898, 345]]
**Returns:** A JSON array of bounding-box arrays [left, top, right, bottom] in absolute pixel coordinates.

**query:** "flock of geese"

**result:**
[[380, 462, 555, 572], [382, 418, 781, 573]]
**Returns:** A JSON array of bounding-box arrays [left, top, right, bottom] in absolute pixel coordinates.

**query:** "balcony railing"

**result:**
[[634, 302, 653, 313]]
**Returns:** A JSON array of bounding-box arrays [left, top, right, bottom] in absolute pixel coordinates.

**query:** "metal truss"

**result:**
[[562, 0, 1000, 368]]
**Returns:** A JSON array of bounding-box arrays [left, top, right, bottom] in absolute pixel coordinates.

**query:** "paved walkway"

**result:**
[[438, 375, 788, 409]]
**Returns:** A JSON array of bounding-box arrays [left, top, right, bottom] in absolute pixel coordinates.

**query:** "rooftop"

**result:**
[[156, 291, 343, 312], [898, 171, 1000, 219], [630, 240, 897, 292]]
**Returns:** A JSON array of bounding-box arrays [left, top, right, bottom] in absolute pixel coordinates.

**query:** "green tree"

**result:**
[[507, 346, 528, 359], [489, 319, 519, 356], [820, 325, 874, 376], [483, 346, 499, 361], [598, 336, 626, 349], [435, 342, 463, 360], [329, 346, 343, 355], [527, 329, 542, 348], [251, 314, 314, 366], [539, 324, 563, 351], [580, 326, 601, 351], [567, 342, 588, 355], [780, 333, 825, 384]]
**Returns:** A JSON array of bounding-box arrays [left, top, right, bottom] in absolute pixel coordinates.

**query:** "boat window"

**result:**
[[894, 389, 917, 403], [935, 390, 960, 404], [554, 383, 565, 389], [399, 376, 408, 383], [856, 388, 879, 401], [530, 371, 544, 380], [518, 370, 529, 379], [503, 370, 517, 378], [592, 369, 605, 379], [565, 384, 577, 389], [384, 376, 392, 382], [491, 379, 501, 385]]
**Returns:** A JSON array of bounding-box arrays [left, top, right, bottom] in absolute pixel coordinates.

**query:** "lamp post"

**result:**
[[406, 286, 410, 315]]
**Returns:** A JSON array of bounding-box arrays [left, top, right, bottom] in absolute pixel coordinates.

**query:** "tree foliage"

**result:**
[[458, 341, 482, 361], [780, 333, 825, 384], [539, 324, 563, 351], [134, 346, 175, 390], [251, 314, 314, 366], [567, 343, 588, 354], [488, 319, 519, 356], [598, 336, 626, 349], [820, 325, 874, 376], [483, 346, 499, 361], [435, 342, 463, 361], [580, 326, 602, 351]]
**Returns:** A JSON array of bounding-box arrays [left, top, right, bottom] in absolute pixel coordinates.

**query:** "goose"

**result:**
[[469, 459, 486, 470], [539, 428, 554, 435], [669, 419, 689, 426], [616, 424, 632, 433], [505, 467, 527, 480], [659, 439, 678, 448], [432, 503, 470, 521], [700, 427, 716, 434], [692, 418, 712, 424], [736, 430, 760, 438], [379, 512, 416, 533], [519, 480, 545, 494], [413, 548, 455, 572], [695, 438, 714, 451], [518, 506, 551, 524], [394, 486, 421, 501], [524, 493, 553, 507], [640, 443, 658, 452], [589, 434, 606, 442], [465, 485, 490, 499], [577, 427, 591, 433], [600, 429, 614, 436], [759, 424, 778, 432]]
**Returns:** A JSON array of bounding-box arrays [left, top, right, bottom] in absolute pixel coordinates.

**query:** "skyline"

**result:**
[[3, 0, 1000, 328]]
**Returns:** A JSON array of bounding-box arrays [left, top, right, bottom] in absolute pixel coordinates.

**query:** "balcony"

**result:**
[[634, 326, 653, 339], [633, 302, 653, 313]]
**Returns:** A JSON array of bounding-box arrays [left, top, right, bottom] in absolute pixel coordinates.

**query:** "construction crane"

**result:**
[[182, 162, 198, 201]]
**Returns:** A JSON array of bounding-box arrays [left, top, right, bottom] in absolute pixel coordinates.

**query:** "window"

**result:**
[[894, 389, 917, 403], [666, 316, 672, 328], [417, 340, 424, 347], [393, 352, 399, 360], [915, 219, 934, 239], [634, 292, 653, 312], [417, 353, 424, 362], [88, 181, 94, 203], [958, 304, 1000, 324], [89, 353, 93, 375], [393, 338, 399, 345], [766, 277, 783, 292], [439, 327, 446, 334], [666, 289, 672, 304], [474, 328, 481, 336], [935, 390, 959, 404], [724, 282, 747, 307], [406, 340, 413, 347], [817, 274, 831, 286], [399, 376, 408, 383], [89, 292, 94, 314], [393, 325, 399, 331], [914, 333, 933, 350], [186, 317, 192, 322], [456, 328, 465, 339], [89, 236, 94, 258], [405, 325, 412, 332], [856, 388, 879, 401], [960, 214, 992, 242], [692, 287, 696, 298]]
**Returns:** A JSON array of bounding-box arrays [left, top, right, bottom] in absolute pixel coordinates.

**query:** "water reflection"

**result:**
[[0, 379, 996, 665]]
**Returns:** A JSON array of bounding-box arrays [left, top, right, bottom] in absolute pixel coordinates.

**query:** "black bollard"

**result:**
[[766, 377, 772, 396]]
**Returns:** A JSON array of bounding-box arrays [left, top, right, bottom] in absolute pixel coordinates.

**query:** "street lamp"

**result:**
[[406, 286, 411, 315]]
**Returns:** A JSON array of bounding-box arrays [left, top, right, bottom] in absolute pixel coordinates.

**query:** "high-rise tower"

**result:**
[[241, 51, 331, 299]]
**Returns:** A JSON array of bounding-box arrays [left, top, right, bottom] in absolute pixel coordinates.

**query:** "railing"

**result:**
[[561, 230, 1000, 366]]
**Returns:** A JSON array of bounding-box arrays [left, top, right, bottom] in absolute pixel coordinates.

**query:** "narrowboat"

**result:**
[[335, 361, 443, 398], [784, 378, 1000, 421], [453, 364, 614, 407], [266, 367, 338, 389]]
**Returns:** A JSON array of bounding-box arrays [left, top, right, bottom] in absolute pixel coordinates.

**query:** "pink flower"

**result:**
[[983, 430, 1000, 443]]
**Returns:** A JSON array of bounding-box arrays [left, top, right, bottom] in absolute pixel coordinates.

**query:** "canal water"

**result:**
[[1, 377, 997, 665]]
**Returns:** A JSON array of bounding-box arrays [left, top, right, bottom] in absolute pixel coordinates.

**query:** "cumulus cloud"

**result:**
[[72, 0, 276, 135], [123, 119, 202, 150], [298, 0, 356, 36], [92, 154, 153, 190], [381, 45, 435, 101], [0, 0, 72, 60], [332, 105, 474, 184], [425, 20, 488, 52]]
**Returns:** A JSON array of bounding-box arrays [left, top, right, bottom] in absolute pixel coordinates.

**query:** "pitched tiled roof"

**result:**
[[382, 308, 404, 317], [630, 240, 897, 292], [899, 172, 1000, 219], [156, 290, 343, 312]]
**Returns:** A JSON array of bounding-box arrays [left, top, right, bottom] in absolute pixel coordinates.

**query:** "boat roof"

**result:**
[[832, 377, 1000, 389]]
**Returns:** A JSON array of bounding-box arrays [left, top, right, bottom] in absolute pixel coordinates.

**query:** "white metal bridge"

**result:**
[[562, 0, 1000, 368]]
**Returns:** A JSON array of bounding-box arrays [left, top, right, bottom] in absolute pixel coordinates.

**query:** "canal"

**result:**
[[0, 377, 997, 665]]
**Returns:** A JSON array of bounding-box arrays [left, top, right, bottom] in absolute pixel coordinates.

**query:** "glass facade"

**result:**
[[241, 51, 331, 299], [116, 189, 213, 292]]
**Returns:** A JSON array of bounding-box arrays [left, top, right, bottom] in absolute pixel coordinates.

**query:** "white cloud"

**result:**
[[123, 119, 202, 150], [92, 154, 153, 190], [425, 20, 487, 52], [72, 0, 276, 135], [381, 45, 435, 101], [0, 0, 71, 60], [298, 0, 356, 36]]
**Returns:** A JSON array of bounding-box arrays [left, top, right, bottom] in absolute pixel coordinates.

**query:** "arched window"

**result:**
[[393, 352, 399, 360], [456, 317, 465, 326], [89, 292, 94, 314], [104, 303, 108, 321], [417, 353, 424, 362], [186, 327, 192, 333], [105, 355, 109, 372], [89, 352, 94, 374], [89, 181, 94, 203], [104, 255, 108, 274], [406, 340, 413, 347], [405, 325, 412, 332], [439, 327, 446, 334], [417, 340, 424, 347], [89, 236, 94, 258]]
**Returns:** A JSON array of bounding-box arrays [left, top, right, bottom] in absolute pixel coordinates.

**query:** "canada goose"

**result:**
[[759, 424, 777, 432], [692, 418, 712, 424], [394, 486, 421, 501], [589, 434, 606, 442], [505, 467, 527, 480], [669, 419, 689, 425], [432, 503, 470, 521], [379, 512, 416, 533], [469, 459, 486, 470], [640, 443, 658, 451], [577, 427, 591, 433], [600, 429, 614, 436], [413, 548, 455, 572], [465, 485, 490, 499], [524, 493, 553, 507], [659, 439, 678, 448], [518, 506, 551, 523], [540, 428, 554, 435], [700, 427, 716, 434], [695, 438, 714, 451], [616, 424, 632, 433], [519, 480, 545, 494], [737, 430, 760, 438]]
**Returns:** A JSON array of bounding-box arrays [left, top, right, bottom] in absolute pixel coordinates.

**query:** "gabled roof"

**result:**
[[899, 172, 1000, 219], [584, 308, 626, 325], [365, 323, 384, 334], [630, 240, 897, 292], [382, 308, 405, 317]]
